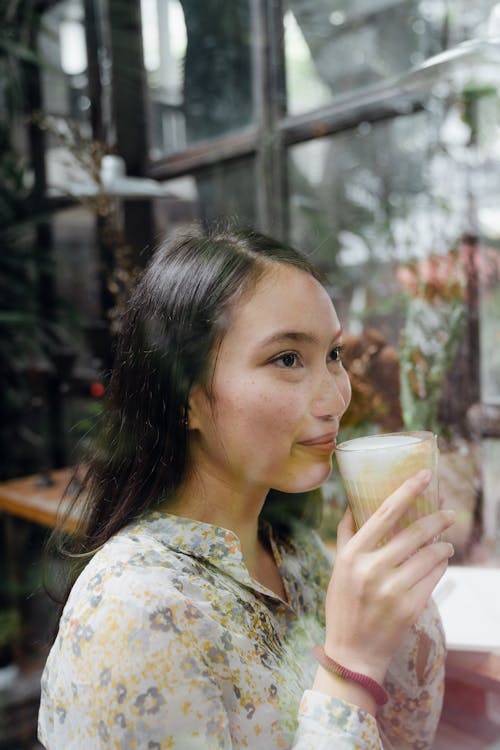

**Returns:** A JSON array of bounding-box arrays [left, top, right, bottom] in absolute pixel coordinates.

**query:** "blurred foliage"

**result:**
[[479, 249, 500, 402], [397, 250, 467, 434], [0, 3, 46, 480], [34, 112, 142, 336], [0, 608, 21, 652], [340, 328, 403, 433], [0, 7, 90, 480]]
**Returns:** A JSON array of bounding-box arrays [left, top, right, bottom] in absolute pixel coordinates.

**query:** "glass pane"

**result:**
[[141, 0, 254, 158], [479, 167, 500, 406], [288, 56, 500, 560], [39, 0, 90, 121], [153, 158, 257, 234], [284, 0, 500, 116], [38, 0, 95, 196]]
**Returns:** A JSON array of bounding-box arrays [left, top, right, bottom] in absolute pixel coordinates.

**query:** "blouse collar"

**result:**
[[133, 511, 294, 606]]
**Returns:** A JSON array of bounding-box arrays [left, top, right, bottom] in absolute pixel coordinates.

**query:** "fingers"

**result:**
[[370, 544, 451, 634], [392, 540, 454, 592], [405, 556, 450, 618], [353, 470, 433, 551], [336, 506, 356, 551], [382, 541, 452, 627], [384, 508, 456, 567]]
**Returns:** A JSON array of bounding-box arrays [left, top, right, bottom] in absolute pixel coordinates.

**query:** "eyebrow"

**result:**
[[258, 328, 343, 348]]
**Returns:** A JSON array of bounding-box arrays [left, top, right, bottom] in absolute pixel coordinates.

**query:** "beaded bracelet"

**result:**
[[312, 645, 389, 706]]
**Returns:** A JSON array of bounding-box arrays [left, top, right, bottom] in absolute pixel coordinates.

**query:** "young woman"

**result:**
[[38, 227, 455, 749]]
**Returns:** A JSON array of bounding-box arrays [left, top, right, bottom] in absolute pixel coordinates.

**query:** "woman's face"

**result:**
[[188, 263, 352, 496]]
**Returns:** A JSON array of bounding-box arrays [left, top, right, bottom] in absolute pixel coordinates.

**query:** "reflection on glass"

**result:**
[[153, 158, 257, 235], [480, 244, 500, 405], [483, 439, 500, 551], [288, 54, 500, 560], [284, 0, 500, 115], [476, 96, 500, 409], [141, 0, 254, 158]]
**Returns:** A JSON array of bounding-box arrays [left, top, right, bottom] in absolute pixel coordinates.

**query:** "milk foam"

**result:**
[[336, 434, 427, 480]]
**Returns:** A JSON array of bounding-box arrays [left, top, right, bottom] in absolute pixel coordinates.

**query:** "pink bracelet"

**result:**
[[312, 645, 389, 706]]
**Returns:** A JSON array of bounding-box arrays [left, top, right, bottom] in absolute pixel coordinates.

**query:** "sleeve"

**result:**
[[38, 594, 234, 750], [284, 527, 383, 749], [282, 528, 443, 750], [293, 691, 383, 749], [377, 597, 446, 750], [290, 598, 444, 750]]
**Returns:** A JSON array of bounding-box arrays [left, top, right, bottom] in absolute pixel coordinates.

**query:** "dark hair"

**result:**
[[53, 225, 325, 580]]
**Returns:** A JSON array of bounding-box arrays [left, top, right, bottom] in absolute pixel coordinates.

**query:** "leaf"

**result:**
[[0, 37, 39, 64]]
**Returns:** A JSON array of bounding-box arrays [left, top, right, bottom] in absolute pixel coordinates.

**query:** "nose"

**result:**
[[311, 367, 351, 422]]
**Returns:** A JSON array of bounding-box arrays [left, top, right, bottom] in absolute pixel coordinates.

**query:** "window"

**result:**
[[39, 0, 94, 196], [153, 158, 257, 231], [141, 0, 255, 158], [138, 2, 500, 559], [284, 0, 500, 116], [32, 0, 498, 557]]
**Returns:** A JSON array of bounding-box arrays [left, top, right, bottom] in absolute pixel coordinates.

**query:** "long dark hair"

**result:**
[[52, 225, 326, 590]]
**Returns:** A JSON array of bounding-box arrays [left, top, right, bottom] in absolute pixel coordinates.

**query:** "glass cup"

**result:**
[[335, 431, 438, 537]]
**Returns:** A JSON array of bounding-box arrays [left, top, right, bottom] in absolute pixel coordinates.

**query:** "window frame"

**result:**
[[141, 2, 500, 244]]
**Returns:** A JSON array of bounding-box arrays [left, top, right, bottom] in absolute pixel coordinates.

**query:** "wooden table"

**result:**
[[0, 467, 81, 533]]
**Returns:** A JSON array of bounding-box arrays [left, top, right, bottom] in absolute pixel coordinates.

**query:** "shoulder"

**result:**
[[66, 519, 182, 604], [39, 521, 222, 749], [56, 517, 211, 655], [44, 519, 218, 714]]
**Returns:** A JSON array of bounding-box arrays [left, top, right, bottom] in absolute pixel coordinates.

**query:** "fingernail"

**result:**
[[442, 509, 456, 523], [447, 543, 455, 557]]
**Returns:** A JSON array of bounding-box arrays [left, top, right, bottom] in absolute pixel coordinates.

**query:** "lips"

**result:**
[[298, 432, 337, 451]]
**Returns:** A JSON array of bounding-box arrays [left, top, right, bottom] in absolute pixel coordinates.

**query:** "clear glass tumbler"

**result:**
[[335, 431, 439, 537]]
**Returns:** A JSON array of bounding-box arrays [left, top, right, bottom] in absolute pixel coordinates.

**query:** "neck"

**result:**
[[167, 464, 268, 570], [167, 461, 288, 601]]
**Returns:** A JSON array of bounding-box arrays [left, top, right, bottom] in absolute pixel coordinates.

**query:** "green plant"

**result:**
[[397, 250, 467, 434], [0, 5, 46, 479], [34, 112, 142, 336], [0, 609, 21, 652]]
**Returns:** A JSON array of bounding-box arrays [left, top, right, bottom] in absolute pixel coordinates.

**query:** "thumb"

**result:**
[[336, 505, 357, 551]]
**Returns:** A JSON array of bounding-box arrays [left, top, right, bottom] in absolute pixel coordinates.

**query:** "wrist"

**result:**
[[313, 645, 389, 707], [323, 642, 389, 685], [313, 663, 378, 716]]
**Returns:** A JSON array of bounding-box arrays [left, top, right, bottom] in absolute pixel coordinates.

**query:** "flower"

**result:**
[[396, 250, 464, 303], [339, 329, 402, 432]]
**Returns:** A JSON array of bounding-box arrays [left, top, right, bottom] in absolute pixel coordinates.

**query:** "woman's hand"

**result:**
[[323, 469, 455, 686]]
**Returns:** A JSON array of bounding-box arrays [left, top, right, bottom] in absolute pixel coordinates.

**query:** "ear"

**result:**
[[187, 383, 206, 431]]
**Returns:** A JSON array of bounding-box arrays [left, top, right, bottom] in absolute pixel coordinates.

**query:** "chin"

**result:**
[[275, 462, 332, 494]]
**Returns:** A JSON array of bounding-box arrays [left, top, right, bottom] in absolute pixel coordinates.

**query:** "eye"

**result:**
[[328, 345, 344, 363], [274, 351, 302, 368]]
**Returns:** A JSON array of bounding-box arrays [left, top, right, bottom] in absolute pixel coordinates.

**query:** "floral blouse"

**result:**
[[38, 512, 445, 749]]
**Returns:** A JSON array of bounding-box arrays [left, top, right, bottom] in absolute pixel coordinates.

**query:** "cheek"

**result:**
[[217, 380, 302, 439], [342, 373, 352, 411]]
